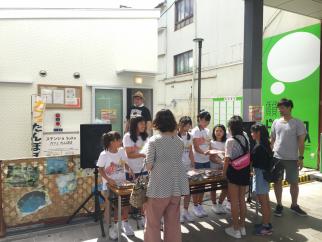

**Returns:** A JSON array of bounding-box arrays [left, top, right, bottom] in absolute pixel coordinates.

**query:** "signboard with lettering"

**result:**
[[213, 97, 242, 126], [249, 106, 263, 122], [40, 132, 80, 157], [262, 23, 320, 168], [32, 96, 45, 157]]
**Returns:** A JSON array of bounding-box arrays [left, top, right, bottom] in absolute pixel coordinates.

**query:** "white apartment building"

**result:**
[[155, 0, 319, 126]]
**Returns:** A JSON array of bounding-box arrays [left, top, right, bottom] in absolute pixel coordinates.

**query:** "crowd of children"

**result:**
[[97, 110, 274, 240]]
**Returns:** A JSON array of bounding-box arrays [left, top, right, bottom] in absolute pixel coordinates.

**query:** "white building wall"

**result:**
[[0, 9, 158, 159], [1, 2, 318, 159], [156, 0, 319, 125]]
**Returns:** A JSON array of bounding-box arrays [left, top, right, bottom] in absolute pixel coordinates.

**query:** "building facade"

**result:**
[[155, 0, 319, 125], [0, 8, 159, 159]]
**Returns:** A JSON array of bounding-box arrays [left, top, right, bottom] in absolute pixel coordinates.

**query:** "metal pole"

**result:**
[[117, 195, 122, 242], [193, 38, 204, 114], [197, 41, 202, 113], [242, 0, 263, 121]]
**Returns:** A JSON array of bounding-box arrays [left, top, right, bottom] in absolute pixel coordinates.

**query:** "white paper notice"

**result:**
[[219, 101, 226, 125], [53, 90, 65, 104], [65, 88, 76, 98], [41, 89, 53, 104], [235, 101, 242, 116], [226, 100, 234, 121], [213, 101, 220, 125]]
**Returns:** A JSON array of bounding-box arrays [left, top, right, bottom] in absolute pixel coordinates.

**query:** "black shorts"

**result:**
[[227, 164, 251, 186]]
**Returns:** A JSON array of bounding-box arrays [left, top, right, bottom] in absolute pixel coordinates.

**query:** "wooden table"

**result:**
[[107, 171, 227, 242], [189, 174, 227, 194]]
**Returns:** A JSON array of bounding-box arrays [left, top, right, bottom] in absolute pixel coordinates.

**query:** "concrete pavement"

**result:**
[[1, 181, 322, 242]]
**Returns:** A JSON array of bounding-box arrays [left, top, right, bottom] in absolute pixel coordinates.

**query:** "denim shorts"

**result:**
[[195, 162, 211, 169], [101, 184, 110, 196], [253, 168, 270, 195]]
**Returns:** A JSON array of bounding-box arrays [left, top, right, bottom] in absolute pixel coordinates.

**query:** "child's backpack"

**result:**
[[263, 156, 284, 183]]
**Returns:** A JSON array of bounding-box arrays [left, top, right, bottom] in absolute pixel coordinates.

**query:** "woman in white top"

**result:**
[[123, 115, 149, 179], [191, 110, 211, 218], [223, 116, 251, 239], [177, 116, 196, 223], [207, 124, 228, 214], [123, 115, 149, 229]]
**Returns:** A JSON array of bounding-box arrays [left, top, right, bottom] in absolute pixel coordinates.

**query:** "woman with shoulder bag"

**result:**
[[144, 109, 189, 242], [223, 116, 251, 239]]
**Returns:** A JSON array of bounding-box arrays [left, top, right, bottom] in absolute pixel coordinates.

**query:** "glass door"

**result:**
[[92, 87, 125, 134]]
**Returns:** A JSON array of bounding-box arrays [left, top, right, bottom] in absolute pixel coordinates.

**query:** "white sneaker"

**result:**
[[138, 216, 145, 229], [225, 226, 242, 239], [182, 210, 195, 222], [122, 221, 134, 236], [199, 205, 208, 217], [109, 223, 118, 240], [240, 227, 246, 236], [212, 203, 227, 214], [180, 213, 185, 223], [193, 205, 203, 218], [160, 217, 164, 231], [225, 202, 231, 212]]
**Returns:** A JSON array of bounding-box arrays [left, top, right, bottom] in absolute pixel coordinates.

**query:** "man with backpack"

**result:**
[[271, 98, 307, 217]]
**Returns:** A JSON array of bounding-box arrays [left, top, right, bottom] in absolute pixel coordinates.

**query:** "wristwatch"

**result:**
[[298, 155, 304, 160]]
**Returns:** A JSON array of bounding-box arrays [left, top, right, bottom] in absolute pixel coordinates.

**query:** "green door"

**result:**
[[94, 88, 124, 134]]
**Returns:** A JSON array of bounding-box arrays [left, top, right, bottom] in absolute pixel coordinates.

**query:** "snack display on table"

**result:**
[[187, 168, 223, 182], [111, 180, 134, 189]]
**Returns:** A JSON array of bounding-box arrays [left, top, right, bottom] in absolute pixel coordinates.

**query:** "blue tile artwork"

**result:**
[[6, 164, 39, 187], [45, 157, 68, 175], [17, 190, 50, 216], [56, 173, 77, 195]]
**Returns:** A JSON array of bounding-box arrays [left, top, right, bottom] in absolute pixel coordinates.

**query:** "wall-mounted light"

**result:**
[[171, 99, 177, 108], [134, 76, 143, 84], [73, 72, 80, 79], [39, 70, 47, 77]]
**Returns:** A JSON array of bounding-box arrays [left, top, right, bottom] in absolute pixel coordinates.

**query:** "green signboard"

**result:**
[[262, 24, 320, 168]]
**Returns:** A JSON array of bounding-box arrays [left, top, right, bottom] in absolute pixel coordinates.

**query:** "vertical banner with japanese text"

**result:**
[[32, 96, 46, 157], [262, 24, 321, 168]]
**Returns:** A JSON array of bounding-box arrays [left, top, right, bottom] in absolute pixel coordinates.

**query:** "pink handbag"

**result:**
[[230, 136, 250, 170]]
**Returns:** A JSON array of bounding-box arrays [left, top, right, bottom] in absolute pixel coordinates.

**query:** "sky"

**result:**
[[0, 0, 163, 9]]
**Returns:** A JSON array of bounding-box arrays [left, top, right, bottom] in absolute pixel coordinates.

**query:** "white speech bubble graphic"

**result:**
[[271, 82, 285, 95], [267, 32, 320, 83]]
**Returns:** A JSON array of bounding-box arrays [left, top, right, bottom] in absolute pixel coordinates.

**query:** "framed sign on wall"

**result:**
[[37, 84, 82, 109], [40, 131, 80, 157]]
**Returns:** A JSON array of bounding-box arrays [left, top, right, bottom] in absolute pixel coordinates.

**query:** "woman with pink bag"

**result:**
[[223, 115, 251, 239]]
